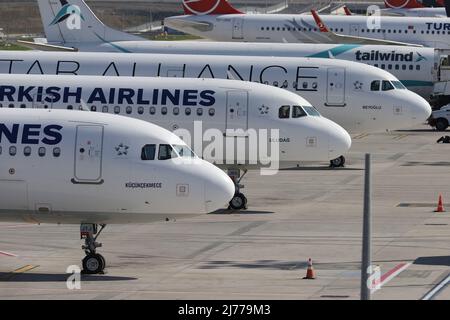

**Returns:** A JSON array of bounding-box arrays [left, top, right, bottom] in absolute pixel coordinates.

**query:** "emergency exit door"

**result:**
[[232, 18, 244, 39], [226, 91, 248, 133], [326, 68, 346, 106], [73, 125, 104, 184]]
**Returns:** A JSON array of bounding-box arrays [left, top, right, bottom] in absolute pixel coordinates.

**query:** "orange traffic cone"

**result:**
[[303, 258, 316, 279], [435, 195, 446, 213]]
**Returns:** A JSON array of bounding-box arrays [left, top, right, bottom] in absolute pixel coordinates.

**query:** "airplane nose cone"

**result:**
[[410, 94, 432, 125], [204, 165, 235, 213], [327, 121, 352, 160]]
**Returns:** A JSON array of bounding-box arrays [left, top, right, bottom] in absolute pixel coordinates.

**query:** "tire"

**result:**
[[330, 156, 345, 168], [229, 193, 247, 210], [436, 118, 449, 132], [82, 254, 104, 274], [98, 254, 106, 272]]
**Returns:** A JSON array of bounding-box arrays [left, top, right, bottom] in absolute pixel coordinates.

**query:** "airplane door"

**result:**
[[350, 24, 359, 36], [326, 68, 346, 106], [73, 125, 104, 184], [226, 91, 248, 133], [232, 18, 244, 39]]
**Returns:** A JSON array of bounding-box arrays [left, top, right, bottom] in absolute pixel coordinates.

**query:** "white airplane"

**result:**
[[0, 51, 432, 139], [29, 0, 438, 100], [0, 74, 352, 209], [0, 108, 235, 274], [163, 0, 450, 49], [378, 0, 448, 17]]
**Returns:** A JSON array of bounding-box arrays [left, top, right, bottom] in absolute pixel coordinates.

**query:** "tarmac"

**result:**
[[0, 125, 449, 300]]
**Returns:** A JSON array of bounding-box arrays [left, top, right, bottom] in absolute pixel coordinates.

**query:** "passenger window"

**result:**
[[185, 107, 191, 116], [67, 105, 73, 110], [161, 107, 168, 115], [292, 106, 307, 118], [0, 146, 2, 155], [91, 106, 97, 112], [150, 107, 156, 115], [370, 80, 380, 91], [279, 106, 290, 119], [114, 106, 120, 114], [209, 108, 215, 116], [173, 107, 180, 115], [395, 65, 400, 70], [141, 144, 156, 161], [138, 106, 144, 115], [126, 106, 132, 114], [197, 108, 203, 116], [158, 144, 177, 160], [53, 147, 61, 158], [409, 65, 413, 70], [20, 104, 26, 109], [382, 81, 394, 91], [10, 146, 17, 156], [416, 65, 420, 71], [23, 146, 31, 157], [102, 106, 108, 113], [402, 65, 406, 70], [8, 104, 14, 108], [38, 147, 46, 157]]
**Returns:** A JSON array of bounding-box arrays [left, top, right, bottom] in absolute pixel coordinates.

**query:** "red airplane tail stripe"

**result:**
[[384, 0, 425, 9], [183, 0, 243, 15]]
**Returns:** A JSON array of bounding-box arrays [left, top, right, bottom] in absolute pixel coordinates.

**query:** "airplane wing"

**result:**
[[15, 40, 78, 52], [310, 10, 423, 47]]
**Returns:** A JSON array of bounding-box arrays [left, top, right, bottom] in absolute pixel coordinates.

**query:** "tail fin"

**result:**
[[37, 0, 143, 45], [343, 6, 352, 15], [182, 0, 242, 15], [444, 0, 450, 16], [384, 0, 424, 8]]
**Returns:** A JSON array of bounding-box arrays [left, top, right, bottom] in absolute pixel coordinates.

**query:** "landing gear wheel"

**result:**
[[82, 254, 104, 274], [330, 156, 346, 168], [436, 118, 449, 131], [229, 193, 248, 210]]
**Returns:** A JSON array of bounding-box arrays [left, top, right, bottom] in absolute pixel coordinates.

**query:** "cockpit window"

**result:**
[[279, 106, 290, 119], [303, 106, 321, 117], [292, 106, 307, 118], [392, 81, 406, 89], [382, 80, 394, 91], [158, 144, 178, 160], [141, 144, 156, 161], [371, 80, 380, 91], [172, 145, 196, 158]]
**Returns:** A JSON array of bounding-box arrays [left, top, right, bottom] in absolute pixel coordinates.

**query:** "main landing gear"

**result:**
[[80, 223, 106, 274], [227, 168, 248, 211], [330, 155, 346, 168]]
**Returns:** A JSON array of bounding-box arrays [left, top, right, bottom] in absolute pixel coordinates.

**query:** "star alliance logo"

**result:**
[[49, 0, 84, 28], [354, 81, 363, 91], [115, 143, 129, 156], [259, 105, 269, 115]]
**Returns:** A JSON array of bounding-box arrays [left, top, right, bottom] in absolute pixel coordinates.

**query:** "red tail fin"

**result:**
[[384, 0, 424, 8], [183, 0, 242, 15], [311, 10, 329, 33], [343, 6, 352, 15]]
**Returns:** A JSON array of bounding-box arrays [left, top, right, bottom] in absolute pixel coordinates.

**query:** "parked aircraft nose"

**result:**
[[203, 163, 235, 213], [410, 93, 432, 126], [327, 119, 352, 160]]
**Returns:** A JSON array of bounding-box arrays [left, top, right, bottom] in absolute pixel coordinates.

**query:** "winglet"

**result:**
[[343, 6, 352, 16], [183, 0, 243, 15], [311, 10, 329, 32]]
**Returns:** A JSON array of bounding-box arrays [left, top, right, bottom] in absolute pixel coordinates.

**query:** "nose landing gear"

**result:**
[[80, 223, 106, 274], [227, 168, 248, 211], [330, 155, 346, 168]]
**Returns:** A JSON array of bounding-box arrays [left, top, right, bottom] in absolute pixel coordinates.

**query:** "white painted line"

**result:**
[[422, 274, 450, 300]]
